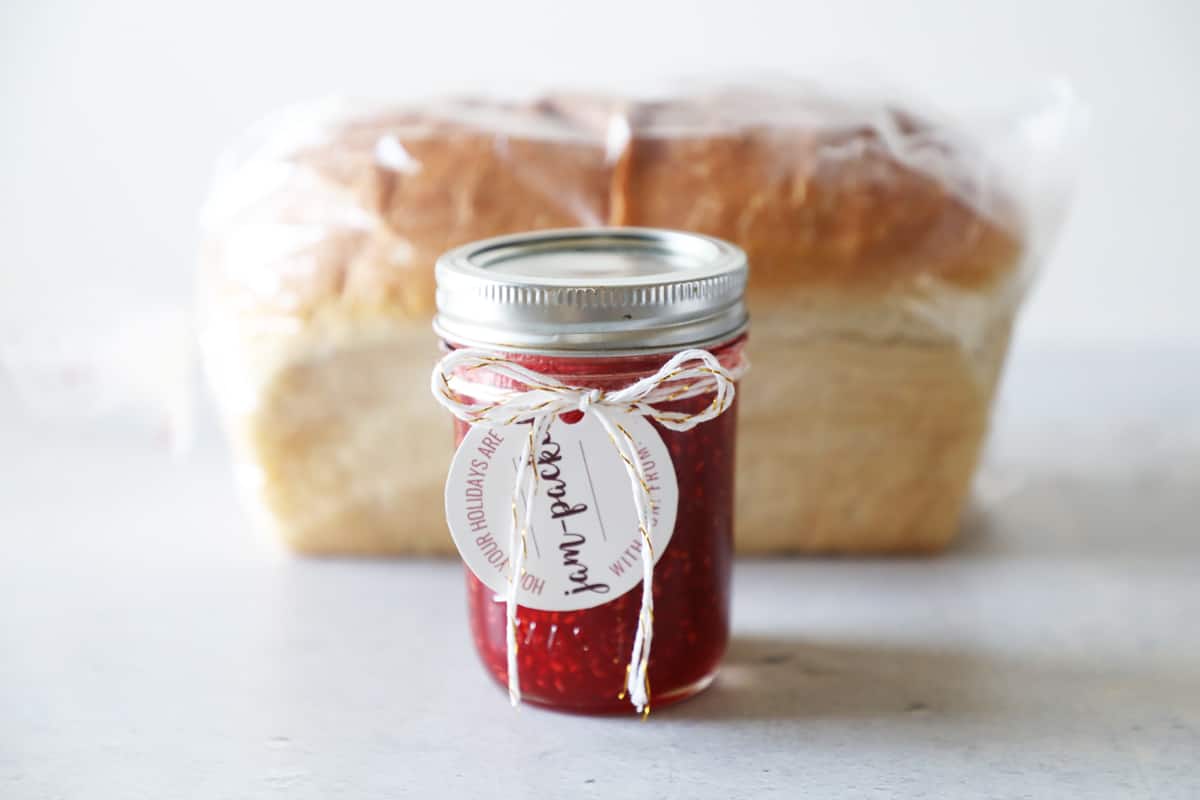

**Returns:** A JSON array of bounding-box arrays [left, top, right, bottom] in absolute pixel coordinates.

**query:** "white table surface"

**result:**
[[2, 345, 1198, 799]]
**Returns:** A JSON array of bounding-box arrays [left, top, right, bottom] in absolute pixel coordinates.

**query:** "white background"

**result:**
[[2, 0, 1198, 353]]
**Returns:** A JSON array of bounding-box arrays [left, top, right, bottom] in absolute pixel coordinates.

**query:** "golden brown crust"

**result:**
[[613, 126, 1021, 298], [205, 93, 1022, 331], [204, 103, 613, 325], [299, 125, 613, 320]]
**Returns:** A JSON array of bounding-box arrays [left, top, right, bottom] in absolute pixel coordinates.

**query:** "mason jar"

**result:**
[[433, 228, 748, 714]]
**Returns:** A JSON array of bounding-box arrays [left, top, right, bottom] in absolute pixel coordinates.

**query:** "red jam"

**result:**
[[450, 335, 745, 714]]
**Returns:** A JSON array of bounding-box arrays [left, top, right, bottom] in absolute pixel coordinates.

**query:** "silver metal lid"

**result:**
[[433, 228, 748, 354]]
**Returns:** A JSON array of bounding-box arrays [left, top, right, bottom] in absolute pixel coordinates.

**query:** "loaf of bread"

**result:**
[[200, 89, 1029, 554]]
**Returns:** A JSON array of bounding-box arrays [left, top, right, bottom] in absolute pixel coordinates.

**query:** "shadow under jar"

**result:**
[[433, 228, 749, 714]]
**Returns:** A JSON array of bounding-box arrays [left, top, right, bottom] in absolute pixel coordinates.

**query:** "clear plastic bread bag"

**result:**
[[193, 81, 1085, 554]]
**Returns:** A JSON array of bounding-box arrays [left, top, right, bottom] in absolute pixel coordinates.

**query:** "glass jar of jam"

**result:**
[[432, 228, 748, 714]]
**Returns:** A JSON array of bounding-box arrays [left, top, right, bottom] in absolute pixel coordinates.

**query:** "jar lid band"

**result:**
[[433, 228, 749, 354]]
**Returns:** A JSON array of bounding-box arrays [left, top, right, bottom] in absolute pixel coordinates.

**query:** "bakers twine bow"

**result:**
[[431, 347, 742, 715]]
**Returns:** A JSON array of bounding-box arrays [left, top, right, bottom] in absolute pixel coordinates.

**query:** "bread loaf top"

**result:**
[[200, 91, 1023, 330]]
